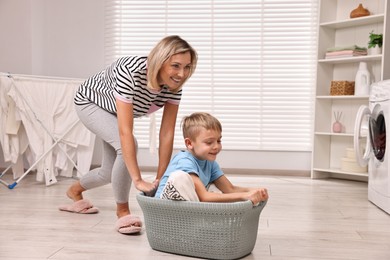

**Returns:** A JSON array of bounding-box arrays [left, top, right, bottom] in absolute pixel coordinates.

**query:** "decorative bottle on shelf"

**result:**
[[332, 111, 343, 133], [354, 62, 371, 96], [350, 4, 370, 18]]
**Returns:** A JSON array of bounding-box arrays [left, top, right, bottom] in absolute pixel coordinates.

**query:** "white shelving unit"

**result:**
[[312, 0, 390, 181]]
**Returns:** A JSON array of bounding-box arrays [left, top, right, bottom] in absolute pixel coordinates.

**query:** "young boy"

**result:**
[[154, 112, 268, 205]]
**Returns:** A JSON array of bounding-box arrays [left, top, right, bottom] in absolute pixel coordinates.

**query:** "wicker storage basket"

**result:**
[[330, 81, 355, 95], [136, 193, 267, 260]]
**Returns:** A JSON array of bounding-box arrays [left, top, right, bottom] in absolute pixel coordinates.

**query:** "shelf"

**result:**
[[316, 95, 369, 100], [313, 167, 368, 177], [315, 132, 367, 138], [312, 0, 387, 181], [318, 55, 382, 64], [315, 132, 354, 137], [320, 14, 384, 29]]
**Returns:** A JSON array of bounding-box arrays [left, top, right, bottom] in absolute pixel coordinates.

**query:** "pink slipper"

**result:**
[[58, 199, 99, 214], [115, 215, 142, 234]]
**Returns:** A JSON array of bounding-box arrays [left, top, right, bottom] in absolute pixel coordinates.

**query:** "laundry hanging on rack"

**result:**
[[0, 73, 96, 186], [0, 75, 32, 179]]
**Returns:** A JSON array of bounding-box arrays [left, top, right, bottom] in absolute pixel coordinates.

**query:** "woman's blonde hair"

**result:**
[[147, 35, 198, 93], [181, 112, 222, 140]]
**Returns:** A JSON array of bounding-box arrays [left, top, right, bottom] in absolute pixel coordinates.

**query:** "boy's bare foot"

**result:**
[[248, 188, 268, 205]]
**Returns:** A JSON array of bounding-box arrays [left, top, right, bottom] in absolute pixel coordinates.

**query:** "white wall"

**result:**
[[0, 0, 32, 74], [0, 0, 105, 77], [0, 0, 312, 174]]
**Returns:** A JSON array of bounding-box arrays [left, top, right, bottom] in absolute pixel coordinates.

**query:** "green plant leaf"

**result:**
[[368, 31, 383, 48]]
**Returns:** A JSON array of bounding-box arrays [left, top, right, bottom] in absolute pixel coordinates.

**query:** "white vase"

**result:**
[[355, 62, 371, 96], [368, 46, 382, 55]]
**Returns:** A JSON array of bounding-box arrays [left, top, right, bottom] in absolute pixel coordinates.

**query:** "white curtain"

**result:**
[[104, 0, 318, 151]]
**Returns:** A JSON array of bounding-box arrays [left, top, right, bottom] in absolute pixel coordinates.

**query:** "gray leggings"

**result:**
[[75, 102, 137, 204]]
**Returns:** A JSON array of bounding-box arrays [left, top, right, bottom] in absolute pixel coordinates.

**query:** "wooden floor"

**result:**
[[1, 172, 390, 260]]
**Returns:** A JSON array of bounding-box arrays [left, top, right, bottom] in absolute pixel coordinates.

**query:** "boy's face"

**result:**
[[185, 128, 222, 161]]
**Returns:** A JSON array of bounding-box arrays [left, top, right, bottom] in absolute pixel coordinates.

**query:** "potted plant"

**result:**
[[368, 31, 383, 55]]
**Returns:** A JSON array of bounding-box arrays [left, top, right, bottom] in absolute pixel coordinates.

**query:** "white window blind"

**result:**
[[105, 0, 317, 151]]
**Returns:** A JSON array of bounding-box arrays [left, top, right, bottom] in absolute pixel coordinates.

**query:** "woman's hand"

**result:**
[[134, 179, 159, 197]]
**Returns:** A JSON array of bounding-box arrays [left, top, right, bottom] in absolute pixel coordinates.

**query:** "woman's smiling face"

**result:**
[[158, 51, 192, 91]]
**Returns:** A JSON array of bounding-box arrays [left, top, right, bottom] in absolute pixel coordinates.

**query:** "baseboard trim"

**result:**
[[139, 166, 310, 177], [0, 166, 310, 178]]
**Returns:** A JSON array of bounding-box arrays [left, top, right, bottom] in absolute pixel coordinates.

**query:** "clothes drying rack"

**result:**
[[0, 73, 90, 189]]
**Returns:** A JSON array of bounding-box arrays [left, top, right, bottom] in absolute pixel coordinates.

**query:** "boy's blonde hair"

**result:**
[[147, 35, 198, 93], [181, 112, 222, 140]]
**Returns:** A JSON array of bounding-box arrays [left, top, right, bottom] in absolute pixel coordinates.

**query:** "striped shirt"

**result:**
[[74, 56, 182, 118]]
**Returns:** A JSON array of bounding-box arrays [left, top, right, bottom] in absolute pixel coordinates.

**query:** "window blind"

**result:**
[[104, 0, 317, 151]]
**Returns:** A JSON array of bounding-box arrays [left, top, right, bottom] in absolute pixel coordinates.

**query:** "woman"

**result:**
[[59, 35, 198, 234]]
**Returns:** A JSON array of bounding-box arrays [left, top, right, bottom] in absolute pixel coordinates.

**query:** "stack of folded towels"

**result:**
[[340, 148, 368, 173], [325, 45, 367, 59]]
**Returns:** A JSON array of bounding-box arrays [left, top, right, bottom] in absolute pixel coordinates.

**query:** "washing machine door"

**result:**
[[354, 104, 386, 167]]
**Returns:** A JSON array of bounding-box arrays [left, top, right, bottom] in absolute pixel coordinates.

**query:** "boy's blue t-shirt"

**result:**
[[154, 150, 224, 198]]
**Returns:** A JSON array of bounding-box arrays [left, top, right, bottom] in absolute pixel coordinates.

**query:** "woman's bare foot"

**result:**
[[66, 181, 85, 201], [116, 202, 131, 219]]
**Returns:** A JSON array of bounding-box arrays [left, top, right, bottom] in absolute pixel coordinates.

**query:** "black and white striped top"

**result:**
[[74, 56, 182, 118]]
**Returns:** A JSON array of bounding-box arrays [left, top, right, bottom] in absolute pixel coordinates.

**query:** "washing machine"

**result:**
[[354, 80, 390, 214]]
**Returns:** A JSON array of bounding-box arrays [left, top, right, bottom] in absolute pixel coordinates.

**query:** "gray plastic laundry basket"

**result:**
[[136, 193, 267, 260]]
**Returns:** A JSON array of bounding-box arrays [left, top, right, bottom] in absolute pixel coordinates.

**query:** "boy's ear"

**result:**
[[184, 138, 193, 149]]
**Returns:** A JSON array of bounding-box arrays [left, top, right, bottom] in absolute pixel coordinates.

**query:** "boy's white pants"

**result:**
[[160, 170, 200, 201]]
